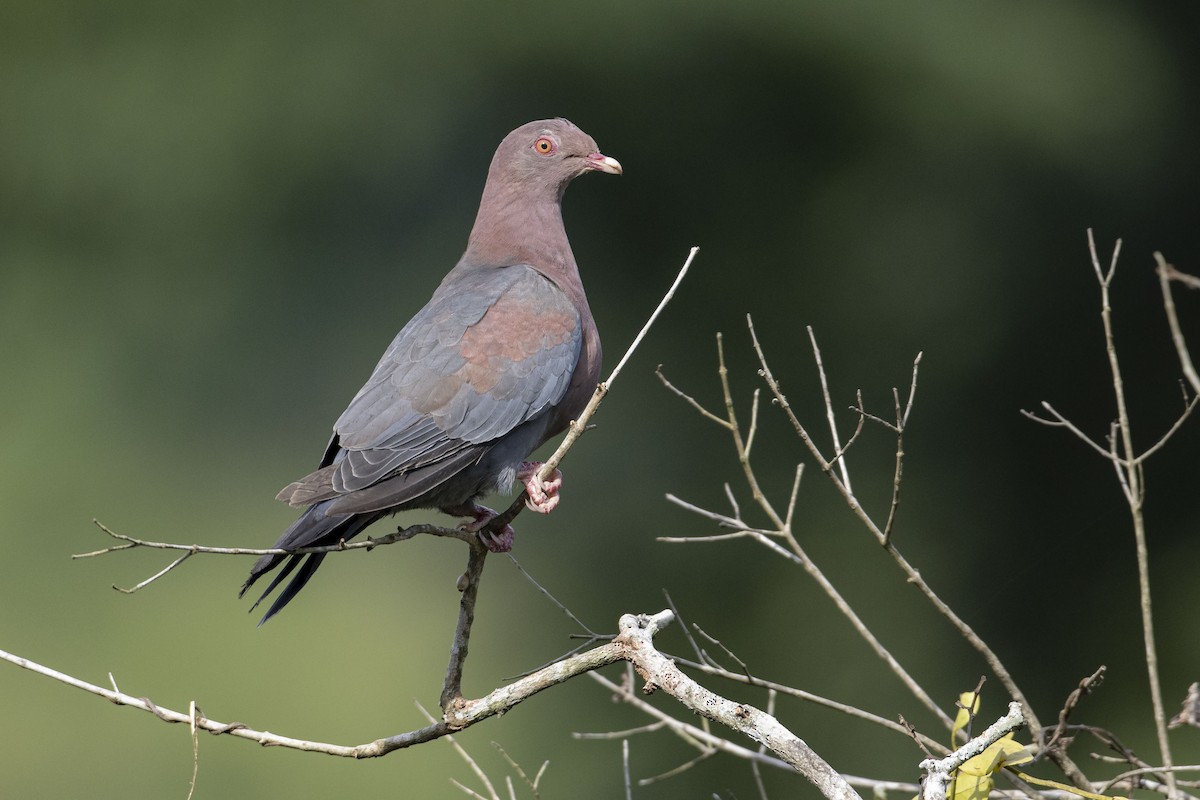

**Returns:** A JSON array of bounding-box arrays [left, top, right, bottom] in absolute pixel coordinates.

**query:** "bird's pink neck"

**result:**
[[464, 184, 577, 278]]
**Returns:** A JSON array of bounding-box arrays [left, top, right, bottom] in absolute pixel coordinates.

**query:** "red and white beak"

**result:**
[[584, 152, 623, 175]]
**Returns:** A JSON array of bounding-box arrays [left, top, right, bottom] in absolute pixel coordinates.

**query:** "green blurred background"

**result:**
[[3, 1, 1200, 797]]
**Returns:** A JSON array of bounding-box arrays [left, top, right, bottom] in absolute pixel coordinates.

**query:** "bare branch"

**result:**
[[669, 655, 947, 756], [746, 316, 832, 478], [416, 701, 500, 800], [745, 388, 761, 458], [573, 721, 668, 740], [662, 589, 705, 663], [838, 394, 868, 453], [664, 492, 751, 531], [784, 463, 804, 533], [902, 351, 923, 427], [1087, 227, 1121, 285], [1043, 666, 1106, 755], [743, 317, 1036, 738], [1155, 253, 1200, 394], [692, 623, 750, 675], [82, 517, 472, 557], [608, 247, 698, 387], [507, 553, 603, 640], [1, 607, 860, 800], [0, 636, 627, 759], [114, 551, 194, 594], [656, 365, 730, 428], [589, 667, 858, 799], [637, 745, 717, 785], [1019, 403, 1115, 461], [1134, 393, 1200, 464], [807, 326, 852, 492], [716, 332, 786, 532], [623, 738, 633, 800], [442, 541, 489, 708], [1086, 230, 1176, 793], [724, 482, 743, 521]]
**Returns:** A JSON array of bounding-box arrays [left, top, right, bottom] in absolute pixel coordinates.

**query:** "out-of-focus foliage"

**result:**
[[2, 2, 1198, 798]]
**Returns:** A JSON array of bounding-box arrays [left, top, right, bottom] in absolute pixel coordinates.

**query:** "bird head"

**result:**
[[490, 118, 622, 198]]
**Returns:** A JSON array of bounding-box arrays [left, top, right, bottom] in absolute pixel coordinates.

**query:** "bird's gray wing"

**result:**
[[277, 264, 582, 510]]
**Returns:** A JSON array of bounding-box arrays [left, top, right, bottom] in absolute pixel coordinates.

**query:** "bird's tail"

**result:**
[[239, 502, 383, 625]]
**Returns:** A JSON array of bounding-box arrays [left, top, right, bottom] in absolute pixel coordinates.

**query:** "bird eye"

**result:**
[[533, 136, 556, 155]]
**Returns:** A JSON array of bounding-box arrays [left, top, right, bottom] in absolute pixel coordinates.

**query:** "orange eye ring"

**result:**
[[533, 136, 556, 155]]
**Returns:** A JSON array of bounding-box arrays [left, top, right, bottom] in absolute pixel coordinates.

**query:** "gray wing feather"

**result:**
[[282, 265, 581, 504]]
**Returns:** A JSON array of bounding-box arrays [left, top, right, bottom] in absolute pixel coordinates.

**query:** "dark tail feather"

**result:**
[[239, 502, 382, 625], [252, 553, 327, 625]]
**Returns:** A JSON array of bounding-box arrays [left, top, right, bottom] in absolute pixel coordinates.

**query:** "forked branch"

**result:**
[[0, 611, 862, 800], [1022, 232, 1200, 798]]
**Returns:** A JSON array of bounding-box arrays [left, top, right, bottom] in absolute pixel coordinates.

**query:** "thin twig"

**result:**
[[573, 721, 667, 740], [717, 332, 786, 533], [492, 742, 543, 800], [881, 353, 921, 543], [745, 388, 761, 458], [784, 464, 804, 534], [1020, 402, 1114, 460], [807, 327, 852, 492], [656, 531, 759, 544], [113, 551, 193, 594], [623, 738, 633, 800], [751, 689, 776, 800], [669, 655, 947, 755], [664, 493, 751, 531], [1, 606, 863, 800], [416, 701, 499, 800], [77, 519, 458, 560], [0, 622, 626, 759], [656, 366, 730, 429], [662, 589, 705, 663], [587, 672, 828, 788], [745, 315, 1031, 738], [692, 624, 750, 675], [442, 541, 489, 709], [487, 247, 698, 533], [1086, 230, 1175, 796], [1044, 666, 1106, 755], [610, 247, 698, 385], [187, 700, 200, 800], [1134, 394, 1200, 464], [506, 553, 601, 639]]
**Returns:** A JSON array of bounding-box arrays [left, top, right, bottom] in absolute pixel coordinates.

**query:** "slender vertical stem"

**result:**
[[1088, 230, 1175, 797], [1156, 253, 1200, 394], [441, 542, 489, 710], [807, 327, 852, 492]]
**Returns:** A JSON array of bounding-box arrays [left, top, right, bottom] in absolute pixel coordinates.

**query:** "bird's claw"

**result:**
[[456, 504, 516, 552], [519, 461, 562, 514]]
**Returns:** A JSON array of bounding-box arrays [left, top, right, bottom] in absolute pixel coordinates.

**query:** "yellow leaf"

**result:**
[[950, 770, 993, 800], [949, 735, 1036, 800]]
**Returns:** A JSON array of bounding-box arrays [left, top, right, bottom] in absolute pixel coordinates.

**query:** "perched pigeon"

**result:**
[[240, 119, 621, 623]]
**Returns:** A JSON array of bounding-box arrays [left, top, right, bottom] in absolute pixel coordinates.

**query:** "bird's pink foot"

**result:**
[[518, 461, 562, 514], [447, 502, 515, 552]]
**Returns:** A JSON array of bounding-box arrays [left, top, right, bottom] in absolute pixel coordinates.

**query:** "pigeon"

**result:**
[[240, 118, 621, 623]]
